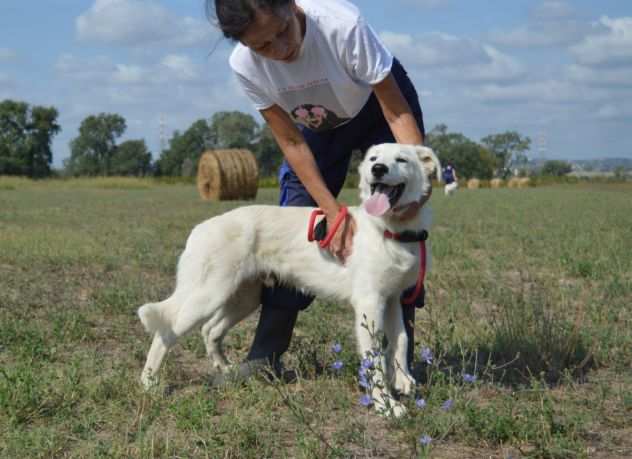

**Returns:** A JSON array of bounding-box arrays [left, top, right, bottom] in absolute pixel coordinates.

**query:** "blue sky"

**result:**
[[1, 0, 631, 167]]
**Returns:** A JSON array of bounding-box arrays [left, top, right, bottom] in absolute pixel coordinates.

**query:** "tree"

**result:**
[[252, 124, 283, 177], [426, 124, 495, 179], [156, 119, 211, 176], [209, 111, 259, 149], [65, 113, 126, 176], [541, 160, 572, 177], [110, 139, 152, 176], [481, 131, 531, 178], [0, 99, 60, 177], [157, 111, 262, 177]]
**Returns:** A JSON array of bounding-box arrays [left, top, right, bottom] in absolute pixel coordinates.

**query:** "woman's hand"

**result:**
[[325, 209, 356, 263]]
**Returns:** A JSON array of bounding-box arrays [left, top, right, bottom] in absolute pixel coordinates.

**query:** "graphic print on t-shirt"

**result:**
[[282, 79, 350, 132]]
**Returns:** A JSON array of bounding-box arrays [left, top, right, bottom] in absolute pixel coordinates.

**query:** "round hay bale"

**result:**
[[518, 177, 531, 188], [467, 178, 481, 189], [197, 149, 259, 201], [507, 177, 520, 188], [490, 178, 504, 188]]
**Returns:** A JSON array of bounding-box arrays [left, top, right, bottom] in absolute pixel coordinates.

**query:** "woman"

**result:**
[[209, 0, 428, 382]]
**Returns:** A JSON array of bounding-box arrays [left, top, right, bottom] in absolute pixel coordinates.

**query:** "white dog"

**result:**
[[444, 181, 458, 196], [138, 143, 440, 417]]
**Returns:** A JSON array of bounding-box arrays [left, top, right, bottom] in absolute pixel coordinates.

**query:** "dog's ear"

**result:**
[[414, 146, 442, 182]]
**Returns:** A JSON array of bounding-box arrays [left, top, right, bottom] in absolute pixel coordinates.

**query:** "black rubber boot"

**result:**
[[246, 304, 299, 365]]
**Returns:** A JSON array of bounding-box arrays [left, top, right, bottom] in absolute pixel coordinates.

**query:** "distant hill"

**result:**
[[527, 157, 632, 172], [570, 158, 632, 172]]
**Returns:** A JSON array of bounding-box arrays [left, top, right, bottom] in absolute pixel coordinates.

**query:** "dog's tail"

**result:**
[[138, 300, 175, 336]]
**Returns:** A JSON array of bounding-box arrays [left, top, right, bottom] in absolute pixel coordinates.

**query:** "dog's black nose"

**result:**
[[371, 163, 388, 179]]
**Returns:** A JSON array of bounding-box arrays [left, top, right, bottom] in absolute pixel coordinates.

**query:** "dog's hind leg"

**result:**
[[384, 300, 415, 396], [170, 285, 234, 340], [201, 280, 261, 372]]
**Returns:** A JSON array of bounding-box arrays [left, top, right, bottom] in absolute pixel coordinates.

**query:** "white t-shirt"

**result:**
[[229, 0, 393, 132]]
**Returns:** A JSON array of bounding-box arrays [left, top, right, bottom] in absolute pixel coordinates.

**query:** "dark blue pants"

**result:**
[[248, 58, 425, 366]]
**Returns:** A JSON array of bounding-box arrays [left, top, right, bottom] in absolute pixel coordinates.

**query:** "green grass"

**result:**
[[1, 181, 631, 458]]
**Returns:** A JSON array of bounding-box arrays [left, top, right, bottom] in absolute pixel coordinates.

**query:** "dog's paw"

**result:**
[[393, 371, 416, 396], [375, 399, 408, 418], [373, 391, 408, 418], [140, 372, 159, 390]]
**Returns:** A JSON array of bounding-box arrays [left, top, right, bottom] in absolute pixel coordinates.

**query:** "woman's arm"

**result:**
[[372, 74, 424, 146], [372, 74, 431, 217], [260, 104, 355, 261]]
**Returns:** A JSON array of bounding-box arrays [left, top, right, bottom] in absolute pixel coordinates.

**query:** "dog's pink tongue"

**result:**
[[364, 192, 391, 217]]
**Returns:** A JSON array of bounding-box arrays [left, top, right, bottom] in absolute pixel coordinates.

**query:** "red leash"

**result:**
[[307, 207, 348, 249]]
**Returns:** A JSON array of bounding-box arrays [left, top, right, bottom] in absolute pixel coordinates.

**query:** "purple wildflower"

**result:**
[[415, 398, 427, 409], [361, 357, 374, 369], [331, 343, 342, 354], [420, 347, 433, 364], [463, 373, 477, 383], [419, 435, 432, 446], [358, 367, 370, 388], [359, 394, 372, 407], [441, 399, 454, 411], [331, 360, 343, 371]]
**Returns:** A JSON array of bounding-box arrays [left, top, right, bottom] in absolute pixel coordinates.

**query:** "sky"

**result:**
[[1, 0, 631, 168]]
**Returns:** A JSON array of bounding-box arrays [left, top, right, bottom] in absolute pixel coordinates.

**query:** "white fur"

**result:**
[[138, 144, 440, 417]]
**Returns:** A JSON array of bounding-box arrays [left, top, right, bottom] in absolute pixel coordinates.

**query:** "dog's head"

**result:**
[[358, 144, 441, 218]]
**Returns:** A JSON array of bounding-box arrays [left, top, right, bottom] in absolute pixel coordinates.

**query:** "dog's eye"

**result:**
[[396, 158, 408, 163], [369, 156, 377, 162]]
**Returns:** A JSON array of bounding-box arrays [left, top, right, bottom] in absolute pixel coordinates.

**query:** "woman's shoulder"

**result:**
[[229, 43, 258, 75]]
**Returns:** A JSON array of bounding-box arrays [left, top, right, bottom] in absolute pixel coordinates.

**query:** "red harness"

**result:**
[[307, 207, 427, 305]]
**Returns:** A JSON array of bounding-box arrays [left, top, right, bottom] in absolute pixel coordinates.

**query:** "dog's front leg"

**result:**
[[385, 298, 416, 395], [353, 297, 407, 418], [141, 332, 170, 389]]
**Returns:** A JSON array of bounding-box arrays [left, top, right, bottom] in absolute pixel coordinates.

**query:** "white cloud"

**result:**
[[0, 72, 14, 88], [113, 64, 148, 84], [571, 16, 632, 67], [532, 0, 574, 21], [400, 0, 450, 8], [76, 0, 215, 48], [459, 46, 525, 83], [55, 54, 117, 83], [489, 0, 589, 48], [568, 64, 632, 88], [380, 32, 524, 83], [0, 48, 17, 61], [55, 53, 205, 86], [595, 102, 632, 120], [469, 80, 580, 104], [160, 54, 200, 81], [382, 32, 488, 67]]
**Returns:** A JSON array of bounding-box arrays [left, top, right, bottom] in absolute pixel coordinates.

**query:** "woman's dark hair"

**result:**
[[207, 0, 292, 41]]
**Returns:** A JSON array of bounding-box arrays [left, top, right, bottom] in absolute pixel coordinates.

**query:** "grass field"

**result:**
[[1, 178, 631, 458]]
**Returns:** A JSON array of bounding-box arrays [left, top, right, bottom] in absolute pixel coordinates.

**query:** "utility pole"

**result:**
[[159, 113, 167, 155], [537, 131, 547, 164]]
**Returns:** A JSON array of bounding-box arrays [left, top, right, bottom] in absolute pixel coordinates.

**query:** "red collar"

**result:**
[[383, 229, 428, 242]]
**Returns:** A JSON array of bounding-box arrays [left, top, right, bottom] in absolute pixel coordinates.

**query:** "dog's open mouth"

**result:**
[[365, 182, 405, 217]]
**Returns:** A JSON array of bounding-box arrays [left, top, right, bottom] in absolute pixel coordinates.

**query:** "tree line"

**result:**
[[1, 98, 541, 180]]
